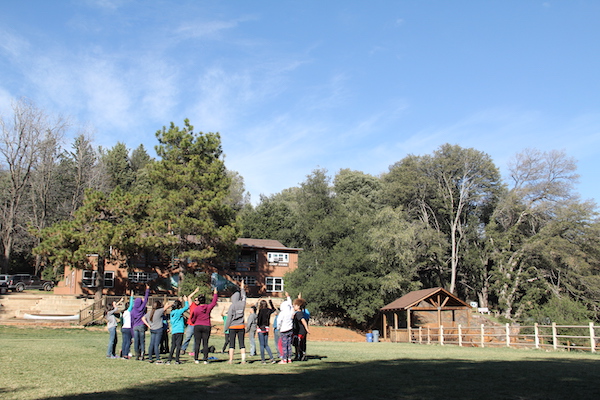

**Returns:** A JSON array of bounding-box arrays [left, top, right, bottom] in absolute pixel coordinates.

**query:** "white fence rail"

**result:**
[[389, 322, 599, 352]]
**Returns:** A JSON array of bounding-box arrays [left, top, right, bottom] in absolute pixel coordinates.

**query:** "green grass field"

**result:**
[[1, 325, 599, 400]]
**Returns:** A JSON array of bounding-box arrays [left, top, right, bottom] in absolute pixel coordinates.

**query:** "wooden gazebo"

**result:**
[[380, 287, 471, 342]]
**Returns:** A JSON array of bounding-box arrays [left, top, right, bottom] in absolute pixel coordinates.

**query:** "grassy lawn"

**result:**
[[1, 325, 599, 400]]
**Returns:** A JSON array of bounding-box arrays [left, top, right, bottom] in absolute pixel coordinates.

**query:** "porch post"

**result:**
[[383, 313, 387, 339], [407, 307, 412, 343]]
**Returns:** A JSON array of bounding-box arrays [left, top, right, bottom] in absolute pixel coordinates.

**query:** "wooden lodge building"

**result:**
[[54, 238, 302, 298]]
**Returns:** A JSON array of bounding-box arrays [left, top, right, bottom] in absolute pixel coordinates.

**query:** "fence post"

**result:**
[[534, 323, 540, 349], [505, 323, 510, 347], [440, 325, 444, 345], [590, 322, 596, 353], [480, 324, 485, 348], [552, 322, 558, 350], [458, 324, 463, 347], [419, 327, 423, 344], [427, 327, 431, 345]]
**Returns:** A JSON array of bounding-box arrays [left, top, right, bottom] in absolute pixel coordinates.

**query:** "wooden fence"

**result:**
[[389, 322, 599, 353], [78, 295, 176, 326]]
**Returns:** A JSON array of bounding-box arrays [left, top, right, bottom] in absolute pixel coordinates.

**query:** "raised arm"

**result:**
[[187, 286, 200, 303], [239, 280, 246, 302], [127, 290, 135, 312], [140, 285, 150, 308]]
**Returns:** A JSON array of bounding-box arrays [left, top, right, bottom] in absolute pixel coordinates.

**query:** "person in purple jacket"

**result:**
[[131, 284, 150, 360]]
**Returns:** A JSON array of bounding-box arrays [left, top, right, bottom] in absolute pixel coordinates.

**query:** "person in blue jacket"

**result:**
[[167, 287, 198, 364]]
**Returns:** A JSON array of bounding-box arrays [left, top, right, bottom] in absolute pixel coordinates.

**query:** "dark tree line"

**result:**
[[2, 99, 598, 327], [1, 101, 244, 299], [240, 145, 600, 327]]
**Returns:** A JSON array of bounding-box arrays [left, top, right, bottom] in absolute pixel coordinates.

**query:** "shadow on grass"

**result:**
[[41, 357, 600, 400]]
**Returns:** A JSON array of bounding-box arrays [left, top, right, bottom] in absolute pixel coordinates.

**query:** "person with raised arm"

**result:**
[[224, 279, 247, 364], [276, 291, 293, 364], [166, 287, 198, 364], [256, 297, 277, 364], [104, 297, 124, 358], [190, 287, 219, 364], [120, 289, 135, 359], [131, 284, 150, 360], [142, 298, 173, 363]]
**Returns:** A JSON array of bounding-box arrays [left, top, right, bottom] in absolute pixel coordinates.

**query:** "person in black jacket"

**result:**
[[256, 298, 277, 364]]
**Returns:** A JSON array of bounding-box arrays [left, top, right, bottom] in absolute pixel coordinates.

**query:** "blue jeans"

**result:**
[[133, 325, 146, 358], [121, 327, 132, 357], [107, 327, 117, 357], [258, 331, 273, 362], [148, 328, 163, 361], [248, 328, 256, 355], [281, 330, 293, 361], [181, 324, 194, 352]]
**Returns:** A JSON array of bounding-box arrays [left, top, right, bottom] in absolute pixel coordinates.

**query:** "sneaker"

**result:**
[[195, 360, 200, 364], [203, 361, 208, 365], [271, 359, 277, 364], [278, 360, 287, 364], [155, 360, 163, 364], [175, 361, 182, 365], [165, 361, 170, 365]]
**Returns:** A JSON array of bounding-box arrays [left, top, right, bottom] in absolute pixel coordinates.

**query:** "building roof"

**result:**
[[380, 287, 470, 311], [235, 238, 302, 252]]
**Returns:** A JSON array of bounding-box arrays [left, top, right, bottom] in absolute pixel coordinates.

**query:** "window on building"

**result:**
[[128, 272, 158, 283], [266, 277, 284, 292], [82, 271, 114, 288], [82, 271, 95, 287], [104, 271, 115, 288], [267, 252, 289, 263], [234, 276, 257, 286]]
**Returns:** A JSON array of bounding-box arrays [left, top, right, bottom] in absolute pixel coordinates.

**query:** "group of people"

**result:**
[[104, 281, 310, 365]]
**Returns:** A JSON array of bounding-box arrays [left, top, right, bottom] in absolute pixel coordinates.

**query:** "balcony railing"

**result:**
[[227, 261, 257, 271]]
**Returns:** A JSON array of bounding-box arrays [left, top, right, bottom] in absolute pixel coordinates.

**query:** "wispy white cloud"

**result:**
[[176, 20, 240, 40], [81, 0, 128, 11], [0, 28, 30, 60]]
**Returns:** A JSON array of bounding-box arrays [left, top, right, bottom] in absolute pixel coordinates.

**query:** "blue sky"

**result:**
[[1, 1, 599, 204]]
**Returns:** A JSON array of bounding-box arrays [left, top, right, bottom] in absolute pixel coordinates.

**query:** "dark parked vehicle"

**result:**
[[0, 274, 8, 294], [6, 274, 54, 292]]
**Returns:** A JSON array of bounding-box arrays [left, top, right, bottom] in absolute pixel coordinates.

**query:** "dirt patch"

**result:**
[[308, 326, 366, 342]]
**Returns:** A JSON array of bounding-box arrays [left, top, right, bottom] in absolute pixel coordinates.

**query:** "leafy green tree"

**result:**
[[130, 144, 152, 172], [146, 119, 239, 272], [34, 188, 159, 299], [101, 142, 134, 191], [177, 272, 211, 299], [64, 133, 101, 213], [225, 170, 251, 212], [240, 192, 300, 246], [487, 149, 600, 321], [284, 169, 388, 326], [368, 206, 424, 303], [381, 144, 502, 295]]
